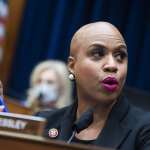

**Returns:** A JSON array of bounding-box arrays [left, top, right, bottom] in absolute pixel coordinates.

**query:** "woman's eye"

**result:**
[[115, 51, 127, 62], [90, 48, 105, 59]]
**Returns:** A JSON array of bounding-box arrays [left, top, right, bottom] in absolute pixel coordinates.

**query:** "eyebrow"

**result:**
[[88, 44, 106, 49], [89, 43, 127, 50], [114, 45, 128, 54]]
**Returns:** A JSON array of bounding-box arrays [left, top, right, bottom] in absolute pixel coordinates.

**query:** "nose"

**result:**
[[103, 55, 118, 73]]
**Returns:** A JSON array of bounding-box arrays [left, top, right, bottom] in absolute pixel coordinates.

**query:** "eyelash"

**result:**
[[90, 49, 105, 59], [114, 51, 128, 62], [89, 46, 128, 62]]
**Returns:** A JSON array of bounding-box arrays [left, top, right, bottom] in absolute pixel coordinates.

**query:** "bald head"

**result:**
[[70, 21, 126, 57]]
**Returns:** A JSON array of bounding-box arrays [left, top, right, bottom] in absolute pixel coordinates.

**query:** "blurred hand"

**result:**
[[0, 105, 4, 112], [0, 80, 3, 111], [0, 81, 8, 112]]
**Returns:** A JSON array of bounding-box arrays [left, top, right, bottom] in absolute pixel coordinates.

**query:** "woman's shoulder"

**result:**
[[35, 104, 74, 137], [35, 104, 72, 119], [127, 103, 150, 127], [128, 105, 150, 148]]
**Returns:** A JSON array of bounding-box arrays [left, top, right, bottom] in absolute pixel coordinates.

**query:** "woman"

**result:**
[[38, 22, 150, 150], [25, 60, 73, 112], [0, 81, 8, 112]]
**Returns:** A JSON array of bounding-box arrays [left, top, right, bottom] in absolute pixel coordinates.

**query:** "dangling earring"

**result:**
[[69, 73, 75, 81]]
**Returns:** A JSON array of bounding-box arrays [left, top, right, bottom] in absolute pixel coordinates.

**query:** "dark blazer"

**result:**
[[37, 97, 150, 150]]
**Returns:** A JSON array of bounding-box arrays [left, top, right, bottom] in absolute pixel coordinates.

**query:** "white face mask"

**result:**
[[31, 83, 59, 104]]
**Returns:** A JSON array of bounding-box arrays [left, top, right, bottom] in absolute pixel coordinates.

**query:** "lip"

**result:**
[[101, 77, 118, 92]]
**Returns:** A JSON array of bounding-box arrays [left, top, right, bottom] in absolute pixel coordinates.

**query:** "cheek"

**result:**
[[74, 60, 98, 82], [119, 65, 127, 84]]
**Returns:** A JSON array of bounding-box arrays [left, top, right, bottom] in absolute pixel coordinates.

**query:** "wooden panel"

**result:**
[[0, 112, 46, 136], [0, 131, 113, 150], [4, 95, 33, 115], [0, 0, 26, 90]]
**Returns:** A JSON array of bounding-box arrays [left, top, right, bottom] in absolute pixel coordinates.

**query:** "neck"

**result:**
[[77, 96, 116, 124]]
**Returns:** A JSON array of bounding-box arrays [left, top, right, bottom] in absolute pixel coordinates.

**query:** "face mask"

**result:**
[[31, 83, 59, 104]]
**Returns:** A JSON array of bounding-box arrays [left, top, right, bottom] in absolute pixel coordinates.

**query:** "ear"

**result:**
[[67, 56, 75, 74]]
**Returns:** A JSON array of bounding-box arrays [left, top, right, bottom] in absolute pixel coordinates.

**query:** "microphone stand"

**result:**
[[67, 130, 76, 144], [67, 108, 93, 144]]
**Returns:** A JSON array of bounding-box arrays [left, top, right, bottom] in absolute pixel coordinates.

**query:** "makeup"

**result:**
[[101, 77, 118, 92]]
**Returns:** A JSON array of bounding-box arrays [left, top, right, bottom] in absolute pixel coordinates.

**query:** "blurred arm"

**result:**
[[0, 80, 8, 112]]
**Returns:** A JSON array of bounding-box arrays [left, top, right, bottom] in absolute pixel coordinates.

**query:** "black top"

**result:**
[[37, 96, 150, 150], [72, 136, 95, 145]]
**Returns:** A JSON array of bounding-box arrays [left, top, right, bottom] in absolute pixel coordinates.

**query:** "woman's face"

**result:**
[[35, 69, 60, 105], [69, 26, 128, 104], [37, 69, 58, 86]]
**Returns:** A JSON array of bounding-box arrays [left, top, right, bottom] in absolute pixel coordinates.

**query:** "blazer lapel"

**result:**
[[94, 96, 132, 149], [58, 102, 77, 141]]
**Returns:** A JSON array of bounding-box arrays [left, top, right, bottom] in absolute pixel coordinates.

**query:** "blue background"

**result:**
[[7, 0, 150, 99]]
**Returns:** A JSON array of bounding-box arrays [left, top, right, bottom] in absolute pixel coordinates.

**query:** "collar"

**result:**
[[94, 95, 132, 149], [56, 95, 131, 148], [58, 101, 77, 141]]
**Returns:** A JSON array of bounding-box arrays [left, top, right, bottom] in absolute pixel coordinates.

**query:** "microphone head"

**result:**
[[74, 108, 93, 133]]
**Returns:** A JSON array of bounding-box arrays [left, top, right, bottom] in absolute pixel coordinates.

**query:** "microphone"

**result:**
[[67, 108, 93, 143]]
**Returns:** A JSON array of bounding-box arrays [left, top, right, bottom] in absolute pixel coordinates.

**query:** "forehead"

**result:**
[[82, 34, 126, 50], [70, 23, 126, 55], [78, 23, 124, 39], [39, 69, 57, 81]]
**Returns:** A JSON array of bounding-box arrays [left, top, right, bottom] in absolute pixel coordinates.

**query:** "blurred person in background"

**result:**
[[0, 80, 3, 111], [25, 60, 73, 113], [0, 45, 8, 112], [0, 80, 8, 112]]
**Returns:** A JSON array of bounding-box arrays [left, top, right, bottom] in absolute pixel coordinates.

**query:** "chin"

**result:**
[[94, 92, 120, 105]]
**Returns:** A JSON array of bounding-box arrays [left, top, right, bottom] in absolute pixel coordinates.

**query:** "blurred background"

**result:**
[[0, 0, 150, 111]]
